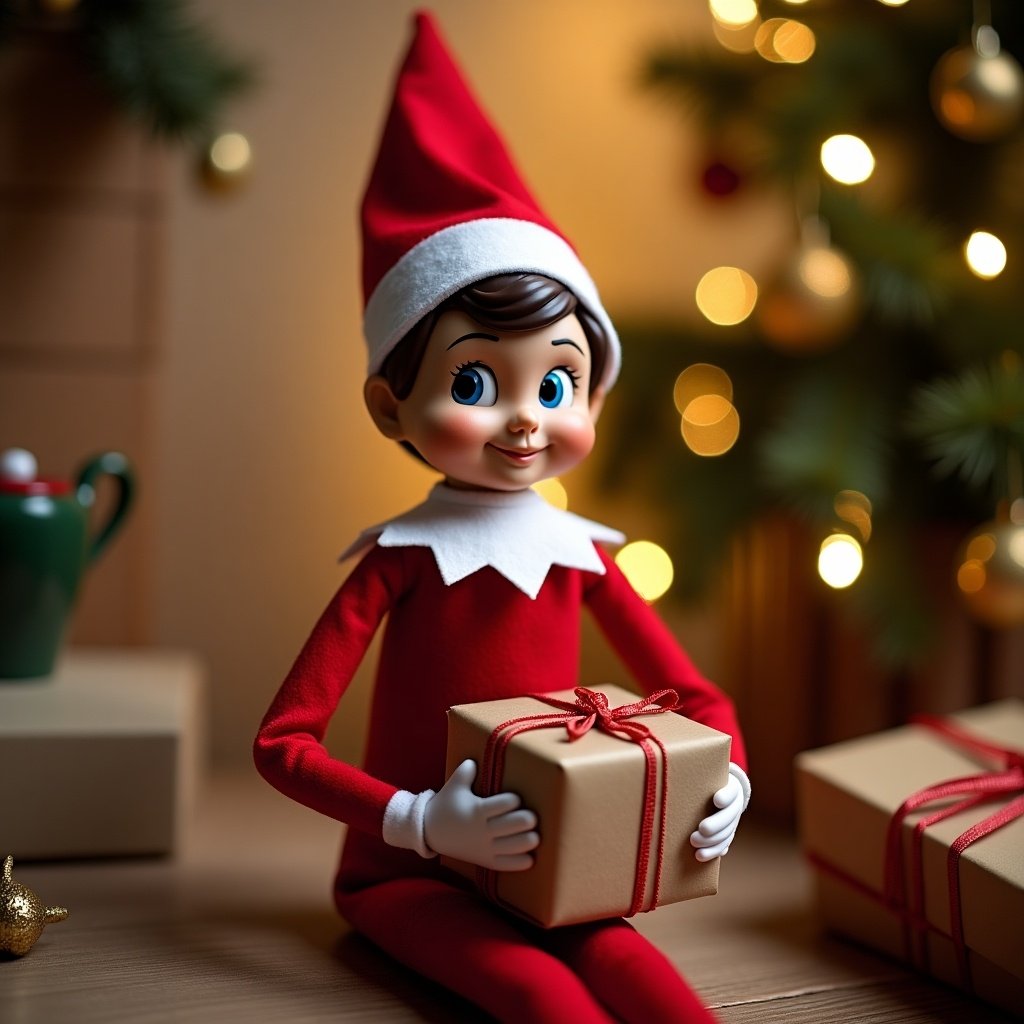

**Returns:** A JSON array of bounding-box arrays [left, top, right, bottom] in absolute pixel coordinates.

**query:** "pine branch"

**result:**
[[908, 360, 1024, 500]]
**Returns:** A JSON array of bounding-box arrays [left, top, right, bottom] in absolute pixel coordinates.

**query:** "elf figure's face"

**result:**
[[366, 310, 605, 491]]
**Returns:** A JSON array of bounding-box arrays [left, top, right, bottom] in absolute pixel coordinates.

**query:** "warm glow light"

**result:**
[[695, 266, 758, 325], [533, 478, 568, 510], [957, 559, 987, 594], [209, 132, 252, 174], [964, 231, 1007, 279], [709, 0, 759, 28], [818, 533, 863, 589], [755, 18, 815, 63], [615, 541, 675, 602], [797, 246, 853, 298], [834, 489, 872, 541], [712, 15, 760, 53], [673, 363, 733, 414], [820, 134, 875, 185], [877, 0, 910, 6], [681, 395, 741, 456]]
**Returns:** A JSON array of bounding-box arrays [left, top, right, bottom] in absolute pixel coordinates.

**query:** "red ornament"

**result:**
[[700, 159, 742, 197]]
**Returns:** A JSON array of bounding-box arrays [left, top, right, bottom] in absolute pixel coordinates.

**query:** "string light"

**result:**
[[820, 134, 875, 185], [681, 394, 741, 456], [818, 533, 864, 588], [615, 541, 675, 602], [695, 266, 759, 325], [964, 230, 1007, 279]]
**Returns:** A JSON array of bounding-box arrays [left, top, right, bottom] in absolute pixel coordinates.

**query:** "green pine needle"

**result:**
[[908, 360, 1024, 499]]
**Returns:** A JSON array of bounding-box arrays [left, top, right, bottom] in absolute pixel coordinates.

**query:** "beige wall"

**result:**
[[0, 2, 791, 766], [152, 0, 791, 767]]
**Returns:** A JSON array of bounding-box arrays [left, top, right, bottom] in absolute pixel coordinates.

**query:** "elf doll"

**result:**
[[254, 12, 750, 1023]]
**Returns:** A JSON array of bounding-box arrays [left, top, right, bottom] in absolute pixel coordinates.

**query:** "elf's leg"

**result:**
[[338, 876, 617, 1024], [540, 916, 718, 1024]]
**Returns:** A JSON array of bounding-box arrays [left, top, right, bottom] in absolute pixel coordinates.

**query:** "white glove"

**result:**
[[382, 759, 539, 871], [690, 762, 750, 862]]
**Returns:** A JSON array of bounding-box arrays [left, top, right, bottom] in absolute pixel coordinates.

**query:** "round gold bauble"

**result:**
[[200, 131, 253, 191], [756, 243, 860, 353], [1, 855, 69, 957], [930, 44, 1024, 142], [956, 514, 1024, 628]]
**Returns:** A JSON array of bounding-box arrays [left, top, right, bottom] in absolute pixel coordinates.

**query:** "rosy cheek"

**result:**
[[421, 403, 490, 451]]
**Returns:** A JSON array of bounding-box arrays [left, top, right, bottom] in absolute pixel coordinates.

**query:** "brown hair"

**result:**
[[380, 273, 609, 399]]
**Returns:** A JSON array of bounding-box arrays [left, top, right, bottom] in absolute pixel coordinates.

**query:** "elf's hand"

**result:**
[[424, 759, 539, 871], [689, 763, 751, 862]]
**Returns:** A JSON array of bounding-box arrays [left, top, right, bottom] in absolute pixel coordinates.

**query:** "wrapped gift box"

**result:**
[[796, 700, 1024, 1016], [443, 683, 732, 928]]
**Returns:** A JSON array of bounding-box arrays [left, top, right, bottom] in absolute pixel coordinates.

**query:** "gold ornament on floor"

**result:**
[[956, 501, 1024, 628], [0, 855, 69, 957], [930, 24, 1024, 142]]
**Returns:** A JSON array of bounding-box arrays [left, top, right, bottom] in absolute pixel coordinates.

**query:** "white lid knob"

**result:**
[[0, 448, 39, 483]]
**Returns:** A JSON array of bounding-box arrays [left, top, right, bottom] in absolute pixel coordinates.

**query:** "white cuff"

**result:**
[[728, 762, 751, 811], [382, 789, 437, 858]]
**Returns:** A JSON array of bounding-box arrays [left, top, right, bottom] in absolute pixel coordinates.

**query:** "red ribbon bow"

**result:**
[[477, 687, 681, 919], [883, 713, 1024, 990]]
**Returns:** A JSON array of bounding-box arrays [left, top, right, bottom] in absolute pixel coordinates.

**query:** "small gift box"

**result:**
[[796, 700, 1024, 1016], [442, 683, 732, 928]]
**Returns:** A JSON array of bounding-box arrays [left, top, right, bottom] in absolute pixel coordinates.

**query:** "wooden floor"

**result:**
[[3, 773, 1016, 1023]]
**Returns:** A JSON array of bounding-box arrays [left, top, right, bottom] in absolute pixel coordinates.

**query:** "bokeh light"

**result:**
[[964, 231, 1007, 279], [755, 18, 815, 63], [818, 533, 864, 588], [681, 394, 741, 456], [615, 540, 675, 602], [708, 0, 758, 28], [834, 489, 873, 541], [820, 134, 875, 185], [208, 132, 252, 175], [533, 477, 568, 510], [673, 363, 733, 414], [797, 245, 854, 298], [695, 266, 759, 325]]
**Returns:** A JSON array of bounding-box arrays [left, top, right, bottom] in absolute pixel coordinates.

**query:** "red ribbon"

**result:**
[[477, 686, 680, 919], [882, 713, 1024, 989]]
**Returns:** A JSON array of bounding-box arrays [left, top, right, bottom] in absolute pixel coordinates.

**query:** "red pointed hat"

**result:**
[[360, 11, 620, 390]]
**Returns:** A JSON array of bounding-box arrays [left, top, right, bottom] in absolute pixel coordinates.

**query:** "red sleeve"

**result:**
[[253, 545, 405, 837], [584, 546, 748, 772]]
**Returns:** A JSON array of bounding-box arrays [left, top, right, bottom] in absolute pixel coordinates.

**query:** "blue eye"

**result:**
[[451, 364, 498, 406], [539, 368, 575, 409]]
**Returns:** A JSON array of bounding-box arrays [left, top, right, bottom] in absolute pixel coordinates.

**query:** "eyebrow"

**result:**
[[446, 332, 500, 350], [552, 338, 585, 355]]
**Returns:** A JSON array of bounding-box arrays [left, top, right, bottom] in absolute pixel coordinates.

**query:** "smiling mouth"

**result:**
[[487, 444, 548, 465]]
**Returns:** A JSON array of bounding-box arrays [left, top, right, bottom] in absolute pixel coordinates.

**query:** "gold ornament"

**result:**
[[200, 131, 253, 191], [931, 30, 1024, 142], [956, 504, 1024, 628], [0, 855, 68, 957], [756, 238, 860, 353]]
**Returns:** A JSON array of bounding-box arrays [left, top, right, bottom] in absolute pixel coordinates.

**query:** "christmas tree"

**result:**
[[602, 0, 1024, 667]]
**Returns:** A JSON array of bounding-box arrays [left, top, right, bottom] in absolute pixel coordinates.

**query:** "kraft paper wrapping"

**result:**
[[796, 700, 1024, 1015], [442, 684, 731, 928]]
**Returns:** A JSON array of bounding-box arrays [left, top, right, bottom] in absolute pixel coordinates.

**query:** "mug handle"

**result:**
[[75, 452, 135, 563]]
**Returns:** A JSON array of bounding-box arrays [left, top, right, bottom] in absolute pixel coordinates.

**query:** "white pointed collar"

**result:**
[[340, 484, 625, 599]]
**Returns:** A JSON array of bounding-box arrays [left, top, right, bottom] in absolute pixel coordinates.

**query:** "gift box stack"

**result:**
[[442, 684, 732, 928], [796, 700, 1024, 1015]]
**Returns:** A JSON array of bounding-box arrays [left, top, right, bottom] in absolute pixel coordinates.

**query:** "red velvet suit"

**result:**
[[255, 539, 746, 1023]]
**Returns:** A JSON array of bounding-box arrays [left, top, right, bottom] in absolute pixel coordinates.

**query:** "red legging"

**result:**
[[338, 876, 717, 1023]]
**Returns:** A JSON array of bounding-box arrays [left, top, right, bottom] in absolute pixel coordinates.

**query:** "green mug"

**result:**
[[0, 449, 134, 679]]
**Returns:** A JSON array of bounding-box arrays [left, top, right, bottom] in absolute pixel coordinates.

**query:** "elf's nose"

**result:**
[[508, 404, 540, 435]]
